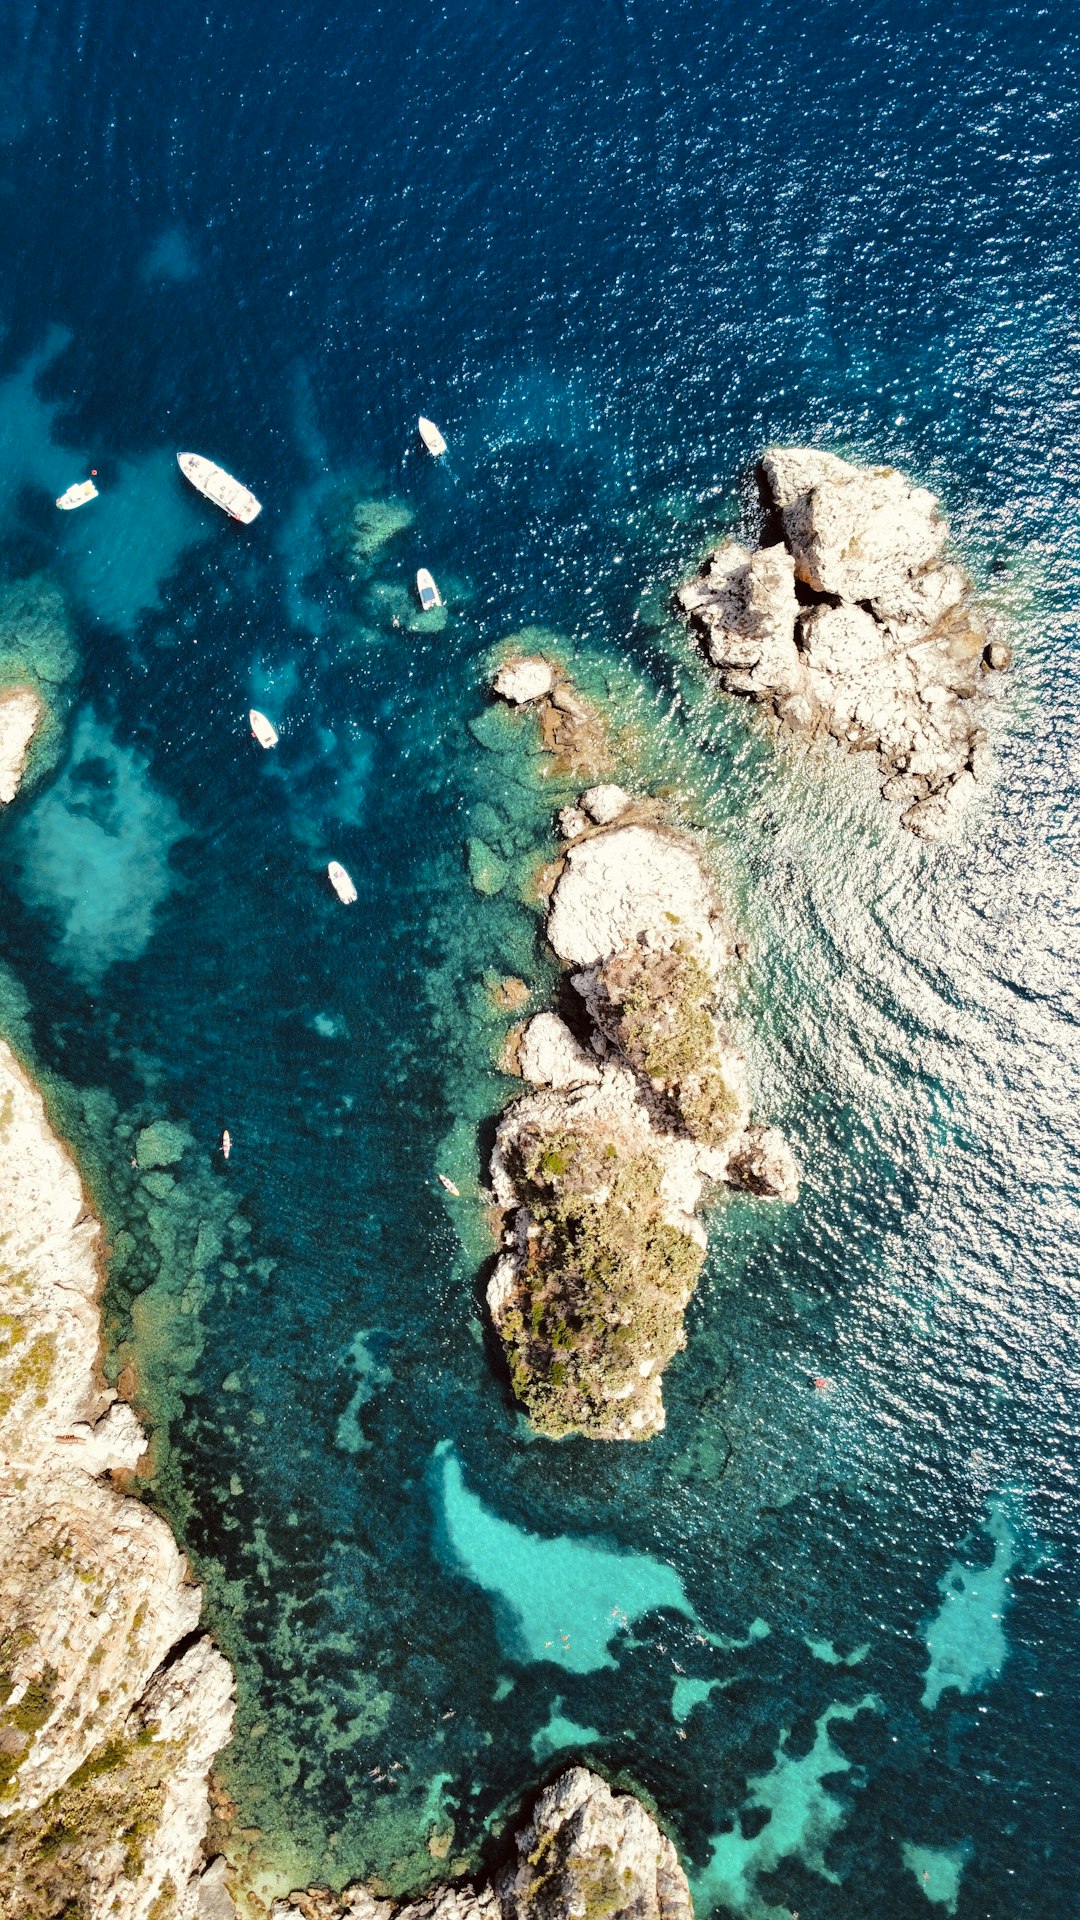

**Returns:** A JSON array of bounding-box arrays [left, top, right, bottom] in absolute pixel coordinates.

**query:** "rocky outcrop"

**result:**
[[678, 448, 1006, 838], [0, 1038, 234, 1919], [271, 1768, 693, 1920], [0, 686, 43, 805], [487, 784, 798, 1441], [490, 655, 612, 776]]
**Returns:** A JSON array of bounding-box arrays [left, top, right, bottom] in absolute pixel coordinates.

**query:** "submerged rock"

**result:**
[[271, 1768, 693, 1920], [487, 806, 797, 1441], [677, 448, 1006, 838], [488, 659, 612, 777]]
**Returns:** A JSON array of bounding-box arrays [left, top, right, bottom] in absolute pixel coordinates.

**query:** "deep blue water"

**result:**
[[2, 0, 1080, 1912]]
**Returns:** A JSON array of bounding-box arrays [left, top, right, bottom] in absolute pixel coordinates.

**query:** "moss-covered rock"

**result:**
[[494, 1121, 703, 1440]]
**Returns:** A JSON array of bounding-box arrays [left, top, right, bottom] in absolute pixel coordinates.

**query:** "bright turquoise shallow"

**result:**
[[1, 1, 1080, 1913]]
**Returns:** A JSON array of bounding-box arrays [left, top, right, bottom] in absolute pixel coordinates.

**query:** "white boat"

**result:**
[[56, 479, 98, 511], [328, 860, 358, 905], [249, 708, 278, 749], [437, 1173, 460, 1196], [221, 1129, 232, 1160], [177, 452, 261, 523], [416, 568, 443, 611], [418, 416, 447, 457]]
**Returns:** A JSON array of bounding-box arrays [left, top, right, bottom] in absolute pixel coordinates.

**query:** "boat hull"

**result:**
[[178, 451, 261, 523], [416, 567, 443, 610], [328, 861, 358, 905], [418, 416, 447, 457], [56, 480, 98, 510]]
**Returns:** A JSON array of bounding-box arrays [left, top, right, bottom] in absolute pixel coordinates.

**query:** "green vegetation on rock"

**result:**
[[498, 1125, 703, 1439], [0, 1719, 178, 1920], [593, 945, 742, 1146]]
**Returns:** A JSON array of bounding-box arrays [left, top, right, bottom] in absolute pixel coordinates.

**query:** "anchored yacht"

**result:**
[[177, 452, 262, 523], [416, 567, 442, 611], [418, 416, 447, 457], [56, 479, 98, 510], [249, 709, 278, 749], [328, 861, 358, 905]]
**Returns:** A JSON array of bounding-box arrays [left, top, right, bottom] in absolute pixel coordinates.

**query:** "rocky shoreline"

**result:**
[[0, 1033, 234, 1919], [486, 665, 797, 1440], [678, 447, 1009, 838]]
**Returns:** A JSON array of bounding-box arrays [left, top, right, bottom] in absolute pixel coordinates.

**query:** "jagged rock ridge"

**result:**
[[677, 446, 1010, 839], [271, 1768, 693, 1920]]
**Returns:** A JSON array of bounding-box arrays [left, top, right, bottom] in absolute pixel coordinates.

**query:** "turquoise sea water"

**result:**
[[2, 0, 1080, 1912]]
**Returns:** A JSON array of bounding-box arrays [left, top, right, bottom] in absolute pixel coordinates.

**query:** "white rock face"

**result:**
[[492, 656, 554, 704], [726, 1124, 801, 1203], [517, 1012, 602, 1090], [678, 448, 1000, 837], [580, 783, 632, 825], [0, 684, 43, 804], [0, 1039, 234, 1917], [677, 542, 801, 695], [762, 446, 947, 604], [546, 824, 731, 975], [271, 1768, 692, 1920]]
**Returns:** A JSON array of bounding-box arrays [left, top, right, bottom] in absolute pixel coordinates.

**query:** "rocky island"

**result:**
[[678, 448, 1009, 838], [487, 664, 798, 1441]]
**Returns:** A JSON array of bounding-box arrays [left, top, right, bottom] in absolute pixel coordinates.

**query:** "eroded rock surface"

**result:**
[[0, 686, 43, 805], [0, 1039, 234, 1920], [678, 448, 1004, 838], [271, 1769, 692, 1920], [489, 812, 797, 1440]]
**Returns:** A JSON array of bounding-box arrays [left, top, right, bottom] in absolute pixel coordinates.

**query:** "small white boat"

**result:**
[[328, 860, 358, 905], [177, 451, 261, 524], [221, 1129, 232, 1160], [438, 1173, 460, 1196], [418, 416, 447, 457], [249, 708, 278, 749], [416, 568, 443, 611], [56, 479, 99, 511]]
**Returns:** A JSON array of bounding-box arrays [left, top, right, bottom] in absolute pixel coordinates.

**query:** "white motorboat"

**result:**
[[56, 479, 98, 510], [328, 860, 358, 905], [249, 708, 278, 749], [418, 416, 447, 457], [177, 451, 262, 523], [437, 1173, 460, 1196], [416, 567, 442, 611], [221, 1129, 232, 1160]]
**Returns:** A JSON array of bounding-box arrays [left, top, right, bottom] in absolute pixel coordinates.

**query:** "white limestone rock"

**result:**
[[580, 783, 632, 825], [546, 824, 731, 977], [0, 684, 43, 804], [497, 1768, 693, 1920], [557, 805, 589, 840], [676, 541, 801, 695], [492, 657, 554, 705], [517, 1011, 602, 1090], [678, 448, 1002, 836], [271, 1769, 690, 1920], [726, 1124, 800, 1204], [762, 446, 947, 606], [0, 1039, 235, 1917]]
